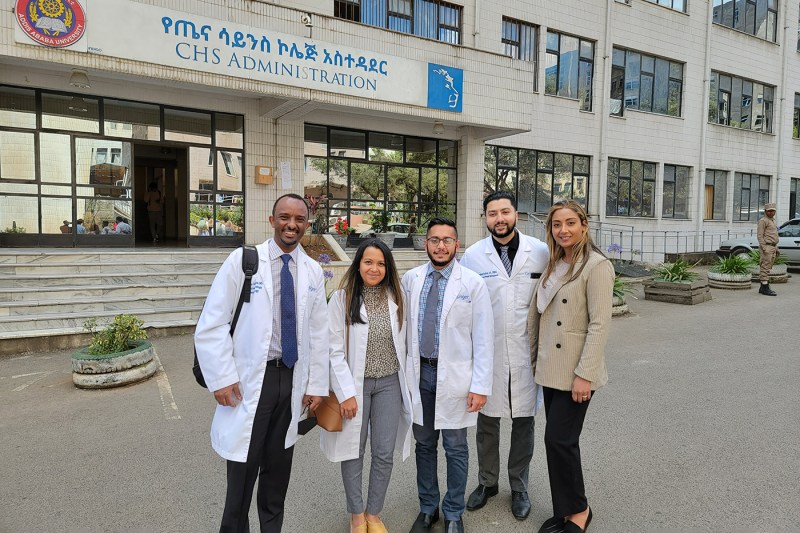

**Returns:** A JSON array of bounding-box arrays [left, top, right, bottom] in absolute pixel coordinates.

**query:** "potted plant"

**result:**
[[707, 255, 752, 289], [411, 214, 432, 251], [612, 276, 637, 316], [644, 258, 711, 305], [746, 250, 789, 283], [332, 217, 351, 248], [368, 211, 395, 249], [72, 314, 158, 389]]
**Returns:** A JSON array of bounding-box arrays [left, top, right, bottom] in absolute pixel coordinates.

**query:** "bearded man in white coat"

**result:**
[[460, 191, 548, 521], [402, 217, 494, 533], [195, 193, 329, 533]]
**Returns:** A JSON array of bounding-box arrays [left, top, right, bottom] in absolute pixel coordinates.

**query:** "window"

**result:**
[[485, 145, 590, 212], [644, 0, 686, 12], [712, 0, 778, 42], [663, 164, 691, 219], [709, 71, 774, 133], [733, 172, 770, 221], [611, 47, 683, 117], [606, 158, 656, 217], [545, 31, 594, 111], [794, 93, 800, 138], [502, 17, 537, 61], [705, 170, 728, 220], [790, 177, 799, 217], [334, 0, 462, 44]]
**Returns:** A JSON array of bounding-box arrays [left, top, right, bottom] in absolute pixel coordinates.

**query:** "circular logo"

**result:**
[[15, 0, 86, 48]]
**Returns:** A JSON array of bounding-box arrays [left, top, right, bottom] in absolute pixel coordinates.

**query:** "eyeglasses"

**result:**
[[426, 237, 456, 246]]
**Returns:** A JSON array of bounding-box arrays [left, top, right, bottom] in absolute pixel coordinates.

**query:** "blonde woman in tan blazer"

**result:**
[[528, 200, 613, 533]]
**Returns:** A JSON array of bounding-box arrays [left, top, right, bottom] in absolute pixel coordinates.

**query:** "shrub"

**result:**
[[613, 276, 637, 299], [84, 314, 148, 355], [652, 258, 699, 283], [747, 249, 787, 266], [710, 255, 752, 275]]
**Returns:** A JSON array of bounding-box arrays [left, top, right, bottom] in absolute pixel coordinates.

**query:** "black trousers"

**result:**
[[220, 365, 295, 533], [542, 386, 592, 518]]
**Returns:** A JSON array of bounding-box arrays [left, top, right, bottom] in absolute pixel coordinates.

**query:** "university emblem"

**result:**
[[15, 0, 86, 48]]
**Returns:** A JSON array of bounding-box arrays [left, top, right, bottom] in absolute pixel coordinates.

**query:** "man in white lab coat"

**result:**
[[403, 217, 494, 533], [194, 193, 329, 533], [460, 192, 548, 521]]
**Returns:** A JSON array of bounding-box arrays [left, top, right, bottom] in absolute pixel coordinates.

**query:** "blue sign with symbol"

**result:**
[[427, 63, 463, 112]]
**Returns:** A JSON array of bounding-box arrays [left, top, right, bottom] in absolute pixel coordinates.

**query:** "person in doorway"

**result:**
[[757, 202, 779, 296], [75, 219, 86, 234], [194, 193, 329, 533], [527, 200, 613, 533], [143, 181, 163, 243], [114, 216, 132, 235], [403, 218, 494, 533], [322, 239, 414, 533], [100, 221, 112, 235], [60, 220, 70, 234], [460, 191, 548, 521]]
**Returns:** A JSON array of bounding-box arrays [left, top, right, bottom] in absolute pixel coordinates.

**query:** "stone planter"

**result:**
[[72, 340, 157, 389], [707, 271, 752, 290], [611, 295, 629, 317], [411, 233, 427, 251], [332, 234, 348, 248], [644, 279, 711, 305], [375, 233, 395, 250], [750, 263, 789, 283]]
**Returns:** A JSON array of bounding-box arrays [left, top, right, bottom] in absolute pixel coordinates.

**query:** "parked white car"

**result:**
[[716, 218, 800, 266]]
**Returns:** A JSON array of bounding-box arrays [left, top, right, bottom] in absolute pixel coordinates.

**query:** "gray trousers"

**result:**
[[341, 373, 402, 515], [475, 412, 534, 492]]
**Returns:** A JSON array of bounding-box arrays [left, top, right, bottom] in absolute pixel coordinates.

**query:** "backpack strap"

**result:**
[[230, 245, 259, 334]]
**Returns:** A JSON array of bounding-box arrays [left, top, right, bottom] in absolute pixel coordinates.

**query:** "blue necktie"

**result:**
[[280, 254, 298, 368], [420, 271, 442, 359]]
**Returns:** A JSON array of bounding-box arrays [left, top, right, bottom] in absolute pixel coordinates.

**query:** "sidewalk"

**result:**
[[1, 279, 798, 532]]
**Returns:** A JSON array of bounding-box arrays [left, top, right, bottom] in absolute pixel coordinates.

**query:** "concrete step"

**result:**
[[0, 306, 201, 334], [0, 282, 211, 302], [0, 249, 232, 265], [0, 293, 208, 317], [0, 318, 198, 341], [0, 260, 227, 276], [0, 271, 217, 288]]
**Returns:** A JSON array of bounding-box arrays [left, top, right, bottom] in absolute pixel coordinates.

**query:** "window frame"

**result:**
[[611, 46, 684, 118], [606, 157, 657, 218], [705, 169, 728, 221], [334, 0, 462, 45], [709, 71, 774, 133], [662, 164, 691, 219], [545, 29, 595, 111], [712, 0, 778, 43]]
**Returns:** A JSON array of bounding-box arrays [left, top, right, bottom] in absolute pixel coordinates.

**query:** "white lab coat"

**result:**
[[194, 241, 330, 462], [320, 289, 416, 462], [401, 260, 494, 430], [460, 232, 549, 418]]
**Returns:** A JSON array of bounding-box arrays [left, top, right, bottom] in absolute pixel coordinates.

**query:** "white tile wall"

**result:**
[[3, 0, 800, 246]]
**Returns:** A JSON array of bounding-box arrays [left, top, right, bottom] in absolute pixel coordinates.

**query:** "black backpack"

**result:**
[[192, 245, 259, 388]]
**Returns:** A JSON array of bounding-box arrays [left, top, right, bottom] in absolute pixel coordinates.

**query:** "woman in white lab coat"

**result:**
[[321, 239, 413, 533]]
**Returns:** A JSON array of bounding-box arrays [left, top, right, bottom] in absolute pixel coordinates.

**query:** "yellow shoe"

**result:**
[[350, 522, 368, 533], [366, 519, 389, 533]]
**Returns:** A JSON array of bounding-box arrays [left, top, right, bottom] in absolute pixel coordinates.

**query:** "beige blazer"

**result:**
[[527, 250, 613, 391]]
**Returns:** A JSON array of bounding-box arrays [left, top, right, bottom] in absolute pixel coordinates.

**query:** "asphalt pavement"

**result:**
[[1, 277, 798, 532]]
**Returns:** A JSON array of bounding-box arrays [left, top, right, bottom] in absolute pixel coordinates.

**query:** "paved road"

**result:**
[[1, 278, 798, 532]]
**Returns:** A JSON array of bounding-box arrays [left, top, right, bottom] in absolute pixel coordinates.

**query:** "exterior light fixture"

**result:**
[[432, 121, 445, 135], [69, 69, 91, 89]]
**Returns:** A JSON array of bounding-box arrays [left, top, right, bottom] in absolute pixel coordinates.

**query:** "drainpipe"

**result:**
[[597, 0, 613, 222], [695, 0, 714, 244], [775, 0, 791, 213], [473, 0, 480, 41]]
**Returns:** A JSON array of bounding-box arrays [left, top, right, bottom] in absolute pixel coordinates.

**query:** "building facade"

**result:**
[[1, 0, 798, 255]]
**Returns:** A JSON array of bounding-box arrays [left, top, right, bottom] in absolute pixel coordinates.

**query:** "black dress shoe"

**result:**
[[409, 509, 440, 533], [511, 490, 531, 520], [563, 507, 593, 533], [466, 484, 499, 510], [538, 515, 565, 533], [443, 518, 465, 533]]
